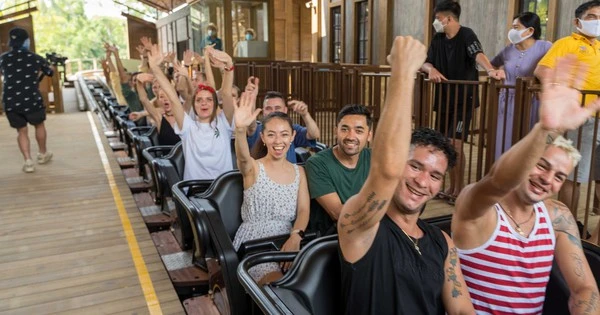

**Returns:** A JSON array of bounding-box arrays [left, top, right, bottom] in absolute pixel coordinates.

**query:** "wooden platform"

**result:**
[[0, 112, 184, 314]]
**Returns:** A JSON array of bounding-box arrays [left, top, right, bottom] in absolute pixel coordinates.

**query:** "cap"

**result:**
[[9, 27, 29, 48]]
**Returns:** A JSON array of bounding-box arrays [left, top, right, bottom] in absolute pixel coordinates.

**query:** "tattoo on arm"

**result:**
[[446, 247, 463, 298], [339, 192, 388, 234], [570, 252, 585, 278], [552, 206, 583, 249], [573, 291, 599, 315]]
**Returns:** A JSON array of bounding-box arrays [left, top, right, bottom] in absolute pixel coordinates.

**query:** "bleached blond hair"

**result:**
[[549, 135, 582, 167]]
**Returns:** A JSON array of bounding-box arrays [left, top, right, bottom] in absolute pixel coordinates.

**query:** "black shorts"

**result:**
[[435, 108, 473, 140], [6, 108, 46, 129]]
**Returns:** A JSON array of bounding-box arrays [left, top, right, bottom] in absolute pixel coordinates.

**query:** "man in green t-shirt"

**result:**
[[305, 104, 372, 235]]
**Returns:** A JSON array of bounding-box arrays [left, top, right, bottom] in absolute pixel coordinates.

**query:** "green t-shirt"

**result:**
[[305, 147, 371, 235], [121, 82, 143, 112]]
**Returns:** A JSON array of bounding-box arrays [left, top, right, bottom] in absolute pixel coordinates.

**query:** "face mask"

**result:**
[[208, 30, 214, 37], [578, 19, 600, 38], [22, 38, 30, 50], [245, 34, 253, 41], [508, 28, 532, 44], [432, 17, 446, 33]]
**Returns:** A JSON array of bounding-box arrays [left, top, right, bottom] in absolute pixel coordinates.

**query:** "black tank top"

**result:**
[[339, 215, 448, 315], [158, 116, 180, 146]]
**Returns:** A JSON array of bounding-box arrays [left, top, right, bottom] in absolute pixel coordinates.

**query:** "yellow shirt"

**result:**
[[538, 33, 600, 105], [109, 71, 128, 106]]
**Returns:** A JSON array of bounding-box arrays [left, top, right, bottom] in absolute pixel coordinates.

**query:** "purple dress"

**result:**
[[491, 40, 551, 160]]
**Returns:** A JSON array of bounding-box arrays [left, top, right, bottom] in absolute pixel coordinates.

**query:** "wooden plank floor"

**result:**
[[0, 112, 184, 314]]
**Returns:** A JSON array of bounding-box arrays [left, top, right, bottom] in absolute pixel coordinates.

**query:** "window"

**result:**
[[331, 6, 342, 63], [356, 1, 369, 64], [231, 1, 269, 58], [190, 1, 226, 54], [520, 0, 549, 40]]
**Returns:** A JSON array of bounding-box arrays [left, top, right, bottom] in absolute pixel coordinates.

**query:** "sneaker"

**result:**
[[37, 151, 53, 164], [23, 159, 35, 173]]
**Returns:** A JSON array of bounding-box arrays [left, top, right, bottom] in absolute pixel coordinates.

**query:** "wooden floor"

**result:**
[[0, 112, 184, 314]]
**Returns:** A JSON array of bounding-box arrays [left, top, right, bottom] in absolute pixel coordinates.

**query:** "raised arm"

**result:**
[[202, 49, 216, 89], [207, 47, 235, 125], [338, 36, 427, 263], [288, 100, 320, 140], [135, 73, 161, 123], [109, 44, 129, 84], [244, 76, 260, 136], [455, 55, 600, 222], [440, 232, 476, 315], [234, 91, 262, 186], [147, 44, 186, 129], [548, 200, 600, 315]]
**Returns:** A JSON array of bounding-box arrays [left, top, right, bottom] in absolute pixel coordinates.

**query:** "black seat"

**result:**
[[171, 179, 214, 251], [130, 127, 159, 178], [125, 126, 153, 159], [238, 235, 340, 315], [150, 142, 185, 214]]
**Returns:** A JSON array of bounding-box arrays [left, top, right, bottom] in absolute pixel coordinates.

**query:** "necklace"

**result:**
[[504, 208, 535, 236], [400, 228, 422, 255]]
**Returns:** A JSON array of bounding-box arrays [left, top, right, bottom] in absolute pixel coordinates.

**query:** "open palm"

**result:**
[[538, 55, 600, 132], [234, 92, 261, 129]]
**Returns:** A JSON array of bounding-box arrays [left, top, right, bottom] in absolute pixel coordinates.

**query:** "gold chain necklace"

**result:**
[[504, 208, 535, 236], [400, 228, 422, 255]]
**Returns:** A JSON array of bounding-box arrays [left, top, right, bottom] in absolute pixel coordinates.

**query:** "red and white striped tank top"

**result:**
[[458, 202, 556, 315]]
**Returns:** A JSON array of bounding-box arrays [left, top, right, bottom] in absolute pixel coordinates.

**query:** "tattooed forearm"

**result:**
[[570, 253, 585, 278], [556, 229, 583, 249], [571, 291, 599, 315], [446, 247, 463, 298], [340, 192, 388, 234]]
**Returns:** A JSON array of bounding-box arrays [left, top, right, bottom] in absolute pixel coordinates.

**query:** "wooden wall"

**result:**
[[273, 0, 312, 61], [125, 13, 158, 59], [556, 1, 585, 40]]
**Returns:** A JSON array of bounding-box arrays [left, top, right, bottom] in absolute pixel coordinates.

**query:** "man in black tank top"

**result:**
[[337, 36, 475, 315]]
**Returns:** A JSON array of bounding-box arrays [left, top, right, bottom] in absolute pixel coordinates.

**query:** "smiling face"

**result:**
[[262, 97, 287, 117], [260, 117, 295, 160], [193, 89, 215, 121], [515, 145, 574, 204], [335, 114, 372, 158], [393, 145, 448, 214]]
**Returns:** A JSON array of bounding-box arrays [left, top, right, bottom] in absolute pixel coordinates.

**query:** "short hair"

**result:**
[[263, 91, 285, 106], [514, 12, 542, 40], [576, 1, 600, 19], [207, 23, 218, 31], [336, 104, 373, 129], [549, 136, 582, 167], [434, 0, 461, 20], [410, 127, 457, 170]]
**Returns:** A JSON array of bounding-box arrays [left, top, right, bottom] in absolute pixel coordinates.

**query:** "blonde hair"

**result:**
[[550, 135, 582, 167]]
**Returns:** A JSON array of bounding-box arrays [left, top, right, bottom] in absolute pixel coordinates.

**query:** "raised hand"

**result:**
[[135, 45, 146, 58], [164, 52, 176, 64], [140, 36, 153, 51], [244, 76, 260, 98], [183, 50, 194, 66], [538, 55, 600, 133], [136, 72, 154, 84], [234, 92, 261, 129], [207, 47, 233, 70], [387, 36, 427, 78], [192, 52, 204, 65], [172, 59, 189, 77], [288, 100, 308, 116], [146, 44, 165, 68]]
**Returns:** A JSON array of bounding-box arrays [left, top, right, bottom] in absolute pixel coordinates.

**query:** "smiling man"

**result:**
[[453, 55, 600, 314], [305, 104, 373, 236]]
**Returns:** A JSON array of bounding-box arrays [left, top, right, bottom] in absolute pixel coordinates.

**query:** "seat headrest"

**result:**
[[203, 170, 244, 240]]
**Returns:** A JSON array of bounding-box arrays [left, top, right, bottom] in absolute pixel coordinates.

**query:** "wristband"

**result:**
[[223, 65, 235, 72]]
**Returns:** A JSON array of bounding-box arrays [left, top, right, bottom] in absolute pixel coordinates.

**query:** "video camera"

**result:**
[[46, 52, 68, 66]]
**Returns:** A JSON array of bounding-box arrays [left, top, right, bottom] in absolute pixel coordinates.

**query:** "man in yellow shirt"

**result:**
[[535, 0, 600, 218]]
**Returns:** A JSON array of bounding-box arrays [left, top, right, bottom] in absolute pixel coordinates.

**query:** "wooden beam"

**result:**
[[0, 7, 37, 22], [546, 0, 558, 41]]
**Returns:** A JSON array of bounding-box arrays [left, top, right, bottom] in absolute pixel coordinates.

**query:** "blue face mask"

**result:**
[[22, 38, 30, 50], [245, 34, 253, 41], [208, 30, 214, 37]]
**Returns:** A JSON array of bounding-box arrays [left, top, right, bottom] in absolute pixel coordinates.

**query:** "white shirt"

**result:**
[[174, 111, 234, 180]]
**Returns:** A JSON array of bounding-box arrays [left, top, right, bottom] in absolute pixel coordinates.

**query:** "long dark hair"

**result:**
[[251, 112, 294, 159]]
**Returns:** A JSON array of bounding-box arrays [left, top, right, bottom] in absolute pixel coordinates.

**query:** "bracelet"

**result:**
[[223, 65, 235, 72], [290, 229, 305, 239]]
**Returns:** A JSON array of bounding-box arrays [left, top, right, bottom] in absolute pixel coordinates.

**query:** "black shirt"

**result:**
[[158, 116, 181, 146], [340, 215, 448, 315], [426, 26, 483, 110], [0, 48, 52, 113]]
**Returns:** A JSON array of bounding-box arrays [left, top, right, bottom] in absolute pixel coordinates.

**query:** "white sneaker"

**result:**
[[37, 151, 53, 164], [23, 159, 35, 173]]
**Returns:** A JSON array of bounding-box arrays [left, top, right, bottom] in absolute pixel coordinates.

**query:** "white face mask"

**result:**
[[578, 19, 600, 38], [508, 28, 532, 44], [432, 18, 446, 33], [208, 30, 214, 37]]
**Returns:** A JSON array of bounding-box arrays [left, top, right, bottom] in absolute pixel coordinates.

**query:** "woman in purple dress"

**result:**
[[490, 12, 551, 160]]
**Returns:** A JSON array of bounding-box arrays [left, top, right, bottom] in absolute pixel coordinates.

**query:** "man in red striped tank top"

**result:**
[[453, 54, 600, 314]]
